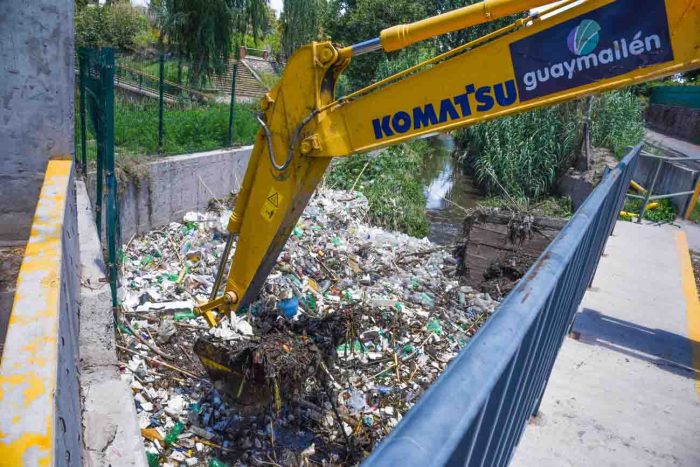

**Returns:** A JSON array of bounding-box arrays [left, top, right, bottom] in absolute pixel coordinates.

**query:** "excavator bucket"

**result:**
[[194, 326, 329, 412], [193, 338, 273, 413]]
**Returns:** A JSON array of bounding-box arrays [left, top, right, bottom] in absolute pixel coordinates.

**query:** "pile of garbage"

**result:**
[[118, 189, 500, 466]]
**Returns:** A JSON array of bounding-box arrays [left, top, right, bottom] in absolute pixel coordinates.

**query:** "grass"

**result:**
[[77, 95, 259, 160], [590, 91, 646, 158], [455, 102, 580, 200], [326, 140, 430, 238]]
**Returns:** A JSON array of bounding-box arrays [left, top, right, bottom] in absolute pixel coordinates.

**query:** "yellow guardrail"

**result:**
[[0, 159, 77, 465]]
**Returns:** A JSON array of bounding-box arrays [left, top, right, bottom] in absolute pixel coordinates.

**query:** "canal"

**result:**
[[420, 135, 483, 245]]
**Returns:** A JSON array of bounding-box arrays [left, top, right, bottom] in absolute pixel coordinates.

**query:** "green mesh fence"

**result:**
[[113, 52, 240, 156], [77, 47, 120, 307]]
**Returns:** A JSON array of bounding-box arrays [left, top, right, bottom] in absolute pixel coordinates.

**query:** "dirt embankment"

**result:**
[[454, 208, 568, 299]]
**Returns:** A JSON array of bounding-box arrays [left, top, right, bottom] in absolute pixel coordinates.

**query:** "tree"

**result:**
[[75, 3, 150, 51], [280, 0, 323, 59], [151, 0, 269, 86], [323, 0, 426, 90]]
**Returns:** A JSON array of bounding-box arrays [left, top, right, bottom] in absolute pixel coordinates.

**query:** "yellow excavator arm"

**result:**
[[195, 0, 700, 325]]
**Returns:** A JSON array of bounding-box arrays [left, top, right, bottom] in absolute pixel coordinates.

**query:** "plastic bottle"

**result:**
[[164, 421, 184, 446], [174, 311, 196, 321], [146, 452, 159, 467]]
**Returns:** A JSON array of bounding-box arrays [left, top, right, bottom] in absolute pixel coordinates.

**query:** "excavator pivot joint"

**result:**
[[194, 291, 239, 328], [300, 134, 321, 154]]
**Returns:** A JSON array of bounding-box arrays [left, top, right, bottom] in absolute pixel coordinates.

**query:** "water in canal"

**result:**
[[420, 135, 484, 245]]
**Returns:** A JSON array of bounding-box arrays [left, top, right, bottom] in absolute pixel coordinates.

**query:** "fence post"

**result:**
[[158, 52, 165, 154], [78, 50, 88, 177], [638, 157, 663, 223], [101, 48, 119, 307], [226, 62, 238, 147]]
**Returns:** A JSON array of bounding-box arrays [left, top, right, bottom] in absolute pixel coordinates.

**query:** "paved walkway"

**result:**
[[645, 129, 700, 159], [512, 221, 700, 466]]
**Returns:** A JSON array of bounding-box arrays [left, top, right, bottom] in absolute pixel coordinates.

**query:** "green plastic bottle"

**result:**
[[164, 422, 184, 446], [174, 311, 196, 321], [146, 452, 159, 467], [208, 458, 228, 467]]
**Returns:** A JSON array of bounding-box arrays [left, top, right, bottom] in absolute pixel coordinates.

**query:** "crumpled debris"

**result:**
[[117, 189, 500, 465]]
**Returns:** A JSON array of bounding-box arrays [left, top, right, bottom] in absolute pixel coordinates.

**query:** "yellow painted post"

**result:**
[[684, 176, 700, 220]]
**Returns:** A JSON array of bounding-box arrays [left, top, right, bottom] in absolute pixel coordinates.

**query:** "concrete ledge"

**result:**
[[0, 160, 82, 465], [87, 146, 252, 241], [76, 180, 147, 467]]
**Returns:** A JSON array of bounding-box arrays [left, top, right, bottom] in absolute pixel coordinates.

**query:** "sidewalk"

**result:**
[[645, 129, 700, 159], [512, 221, 700, 466]]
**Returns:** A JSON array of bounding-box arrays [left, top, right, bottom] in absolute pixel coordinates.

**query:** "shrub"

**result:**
[[590, 91, 646, 157], [76, 4, 151, 51], [455, 89, 646, 199], [327, 141, 429, 237], [456, 102, 580, 199]]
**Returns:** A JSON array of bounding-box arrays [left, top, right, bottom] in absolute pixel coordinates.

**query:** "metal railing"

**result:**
[[625, 150, 700, 221], [364, 146, 640, 467]]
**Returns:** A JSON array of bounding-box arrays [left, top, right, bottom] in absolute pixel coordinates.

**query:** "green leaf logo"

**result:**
[[567, 19, 601, 56]]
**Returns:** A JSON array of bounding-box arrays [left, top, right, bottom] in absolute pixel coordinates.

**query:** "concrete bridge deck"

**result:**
[[513, 220, 700, 466]]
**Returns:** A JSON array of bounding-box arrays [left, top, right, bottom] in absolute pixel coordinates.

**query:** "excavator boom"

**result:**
[[194, 0, 700, 327]]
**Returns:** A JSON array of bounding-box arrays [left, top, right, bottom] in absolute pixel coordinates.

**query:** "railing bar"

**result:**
[[362, 148, 638, 467], [523, 254, 584, 420], [498, 296, 558, 463], [477, 347, 521, 467], [491, 328, 540, 466], [527, 209, 602, 422], [463, 395, 491, 466], [493, 296, 552, 466]]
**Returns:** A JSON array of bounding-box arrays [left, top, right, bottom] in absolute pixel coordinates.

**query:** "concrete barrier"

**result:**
[[0, 160, 82, 465], [88, 146, 252, 242], [76, 181, 147, 466]]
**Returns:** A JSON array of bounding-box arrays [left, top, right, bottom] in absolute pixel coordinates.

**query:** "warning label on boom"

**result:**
[[260, 188, 282, 222]]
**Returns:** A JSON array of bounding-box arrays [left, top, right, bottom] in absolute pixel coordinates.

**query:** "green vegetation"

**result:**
[[590, 91, 646, 157], [323, 0, 428, 90], [75, 3, 151, 50], [327, 141, 430, 237], [150, 0, 270, 86], [281, 0, 324, 58], [117, 99, 258, 156], [77, 97, 259, 159], [456, 90, 645, 201], [455, 102, 580, 200], [621, 198, 676, 223]]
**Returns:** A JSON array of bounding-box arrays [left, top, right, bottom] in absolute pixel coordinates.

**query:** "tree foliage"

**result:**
[[323, 0, 426, 90], [75, 4, 150, 51], [322, 0, 522, 91], [150, 0, 269, 85], [280, 0, 324, 58]]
